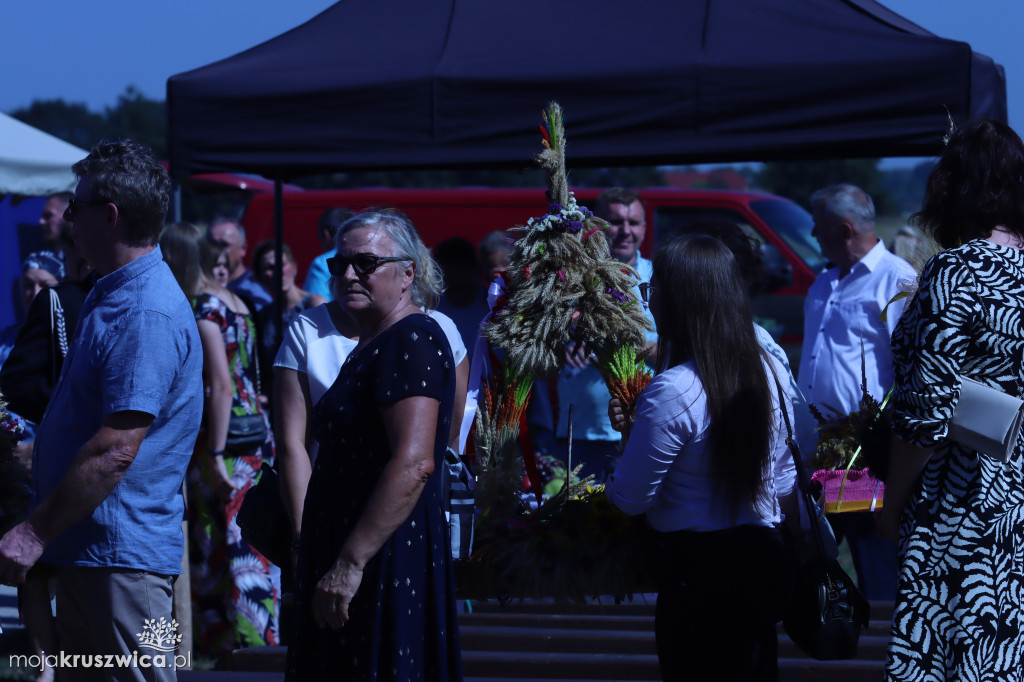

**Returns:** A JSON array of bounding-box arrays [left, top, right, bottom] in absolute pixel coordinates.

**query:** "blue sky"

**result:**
[[2, 0, 1020, 153]]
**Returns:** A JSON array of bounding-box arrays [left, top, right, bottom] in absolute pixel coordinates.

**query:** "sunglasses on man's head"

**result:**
[[327, 253, 412, 276]]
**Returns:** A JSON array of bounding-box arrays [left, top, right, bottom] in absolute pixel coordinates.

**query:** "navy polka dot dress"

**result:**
[[286, 314, 463, 681]]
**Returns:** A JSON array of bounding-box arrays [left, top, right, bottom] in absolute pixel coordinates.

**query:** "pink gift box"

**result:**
[[811, 468, 885, 513]]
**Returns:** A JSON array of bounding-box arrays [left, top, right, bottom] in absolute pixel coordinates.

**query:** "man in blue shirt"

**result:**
[[555, 188, 658, 481], [0, 139, 203, 681], [303, 206, 354, 300], [208, 217, 272, 310]]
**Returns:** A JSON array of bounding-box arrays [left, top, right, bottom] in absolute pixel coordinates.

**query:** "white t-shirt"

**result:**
[[274, 303, 467, 407]]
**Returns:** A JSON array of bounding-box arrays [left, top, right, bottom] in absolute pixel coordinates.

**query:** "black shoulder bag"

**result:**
[[237, 461, 290, 568], [772, 374, 871, 661], [225, 322, 269, 452]]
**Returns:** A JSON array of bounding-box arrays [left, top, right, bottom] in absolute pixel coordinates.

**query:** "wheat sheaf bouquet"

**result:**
[[459, 103, 654, 603]]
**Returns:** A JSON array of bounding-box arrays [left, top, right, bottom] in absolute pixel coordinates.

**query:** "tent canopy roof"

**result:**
[[167, 0, 1007, 178], [0, 112, 87, 196]]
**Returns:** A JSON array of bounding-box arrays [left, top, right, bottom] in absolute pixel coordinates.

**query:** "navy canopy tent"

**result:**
[[167, 0, 1006, 178]]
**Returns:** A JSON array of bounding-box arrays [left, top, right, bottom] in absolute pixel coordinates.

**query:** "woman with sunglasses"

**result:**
[[606, 235, 800, 681], [283, 210, 463, 681], [272, 227, 469, 565]]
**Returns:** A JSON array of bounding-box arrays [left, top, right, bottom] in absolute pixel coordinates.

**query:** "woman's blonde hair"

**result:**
[[334, 209, 444, 308]]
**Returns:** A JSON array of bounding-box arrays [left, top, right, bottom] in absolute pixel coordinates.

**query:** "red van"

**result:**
[[240, 187, 821, 349]]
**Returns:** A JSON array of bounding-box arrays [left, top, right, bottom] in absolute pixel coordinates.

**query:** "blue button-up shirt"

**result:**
[[303, 249, 335, 301], [32, 246, 203, 575], [557, 255, 658, 441], [797, 240, 916, 418], [228, 268, 273, 311]]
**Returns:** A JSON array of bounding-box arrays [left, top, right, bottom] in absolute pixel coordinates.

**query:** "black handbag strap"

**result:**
[[769, 370, 829, 561]]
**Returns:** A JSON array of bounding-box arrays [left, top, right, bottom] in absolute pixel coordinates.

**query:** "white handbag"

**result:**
[[949, 377, 1024, 462]]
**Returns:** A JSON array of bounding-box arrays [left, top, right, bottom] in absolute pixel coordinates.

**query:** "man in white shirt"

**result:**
[[798, 183, 916, 600]]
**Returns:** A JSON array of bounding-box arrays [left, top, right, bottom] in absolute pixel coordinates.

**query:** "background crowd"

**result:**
[[0, 118, 1022, 681]]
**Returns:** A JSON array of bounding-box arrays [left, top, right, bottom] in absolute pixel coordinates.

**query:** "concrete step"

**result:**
[[462, 650, 660, 681], [459, 623, 888, 661], [176, 665, 885, 682], [226, 599, 892, 680], [178, 674, 283, 682], [460, 611, 654, 631], [466, 598, 893, 625], [465, 597, 657, 616], [779, 634, 889, 660], [459, 625, 656, 654], [778, 658, 885, 682], [462, 652, 885, 681]]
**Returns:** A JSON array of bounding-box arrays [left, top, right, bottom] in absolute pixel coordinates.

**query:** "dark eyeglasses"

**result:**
[[327, 253, 412, 276], [638, 282, 658, 303], [66, 196, 108, 216]]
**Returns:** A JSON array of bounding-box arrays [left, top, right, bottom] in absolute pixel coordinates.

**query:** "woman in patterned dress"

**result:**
[[161, 222, 280, 658], [285, 210, 462, 681], [879, 119, 1024, 680]]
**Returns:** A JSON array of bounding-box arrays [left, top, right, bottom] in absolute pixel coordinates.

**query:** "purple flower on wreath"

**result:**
[[606, 287, 630, 304], [548, 203, 563, 214], [579, 206, 593, 218], [566, 220, 583, 232]]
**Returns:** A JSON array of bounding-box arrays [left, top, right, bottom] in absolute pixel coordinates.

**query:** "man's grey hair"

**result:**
[[210, 216, 246, 243], [334, 210, 444, 309], [810, 184, 875, 233], [478, 230, 514, 263]]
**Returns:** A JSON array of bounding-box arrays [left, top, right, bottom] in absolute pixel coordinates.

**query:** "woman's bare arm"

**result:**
[[197, 319, 236, 500], [448, 357, 468, 451], [313, 395, 439, 629], [878, 435, 932, 542], [274, 366, 314, 540]]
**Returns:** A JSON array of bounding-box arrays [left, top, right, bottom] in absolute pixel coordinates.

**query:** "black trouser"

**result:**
[[653, 525, 794, 682]]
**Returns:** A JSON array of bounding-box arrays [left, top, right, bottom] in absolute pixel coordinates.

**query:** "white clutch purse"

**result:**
[[949, 377, 1024, 462]]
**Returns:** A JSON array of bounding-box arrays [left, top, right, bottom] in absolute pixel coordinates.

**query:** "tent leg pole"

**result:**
[[273, 177, 284, 355]]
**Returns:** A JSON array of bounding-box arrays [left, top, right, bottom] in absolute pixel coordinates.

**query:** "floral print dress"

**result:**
[[189, 292, 280, 657]]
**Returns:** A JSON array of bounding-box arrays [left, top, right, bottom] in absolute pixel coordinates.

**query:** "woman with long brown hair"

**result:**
[[606, 235, 800, 681]]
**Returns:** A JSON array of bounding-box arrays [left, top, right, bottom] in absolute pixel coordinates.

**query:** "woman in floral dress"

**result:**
[[161, 222, 279, 659]]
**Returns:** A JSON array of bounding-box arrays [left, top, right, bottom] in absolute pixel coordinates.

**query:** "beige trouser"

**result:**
[[54, 566, 178, 682]]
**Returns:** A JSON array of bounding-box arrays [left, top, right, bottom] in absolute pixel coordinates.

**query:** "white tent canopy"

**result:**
[[0, 112, 87, 196]]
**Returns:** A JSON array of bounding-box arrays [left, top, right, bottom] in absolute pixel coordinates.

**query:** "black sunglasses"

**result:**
[[327, 253, 412, 276], [638, 282, 658, 303], [66, 196, 108, 216]]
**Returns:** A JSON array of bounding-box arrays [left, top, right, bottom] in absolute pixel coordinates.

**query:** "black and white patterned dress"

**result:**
[[888, 239, 1024, 680]]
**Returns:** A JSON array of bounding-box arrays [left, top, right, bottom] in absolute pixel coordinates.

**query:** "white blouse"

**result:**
[[606, 356, 797, 532]]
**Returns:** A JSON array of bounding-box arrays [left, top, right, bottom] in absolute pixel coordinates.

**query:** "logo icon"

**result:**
[[136, 618, 182, 653]]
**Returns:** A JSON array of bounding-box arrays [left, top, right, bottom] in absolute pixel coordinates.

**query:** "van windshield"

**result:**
[[750, 199, 826, 274]]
